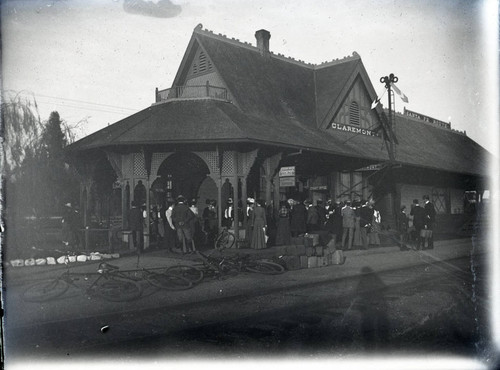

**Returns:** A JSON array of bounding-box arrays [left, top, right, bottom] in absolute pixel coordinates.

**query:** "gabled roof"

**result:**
[[67, 25, 491, 178], [315, 57, 361, 128], [66, 99, 379, 162], [193, 29, 317, 127]]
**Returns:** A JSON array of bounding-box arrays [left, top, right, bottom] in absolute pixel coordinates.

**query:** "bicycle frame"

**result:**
[[214, 227, 236, 250]]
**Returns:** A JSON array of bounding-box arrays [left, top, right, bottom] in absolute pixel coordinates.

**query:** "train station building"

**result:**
[[66, 24, 491, 247]]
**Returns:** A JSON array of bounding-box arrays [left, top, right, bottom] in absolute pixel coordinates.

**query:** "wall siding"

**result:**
[[332, 77, 380, 131], [400, 184, 433, 211]]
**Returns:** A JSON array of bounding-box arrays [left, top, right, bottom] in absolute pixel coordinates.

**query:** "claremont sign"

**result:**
[[330, 123, 379, 137]]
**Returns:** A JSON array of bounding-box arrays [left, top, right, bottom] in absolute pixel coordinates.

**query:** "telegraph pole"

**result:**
[[379, 73, 399, 229], [380, 73, 398, 163]]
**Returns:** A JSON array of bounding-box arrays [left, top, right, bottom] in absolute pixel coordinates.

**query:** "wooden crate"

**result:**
[[300, 255, 308, 269], [280, 255, 301, 270], [307, 256, 318, 268]]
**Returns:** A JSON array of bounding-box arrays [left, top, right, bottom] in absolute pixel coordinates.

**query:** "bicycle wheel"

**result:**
[[165, 265, 204, 284], [22, 279, 70, 302], [92, 276, 142, 301], [215, 231, 235, 250], [145, 272, 193, 291], [244, 260, 285, 275]]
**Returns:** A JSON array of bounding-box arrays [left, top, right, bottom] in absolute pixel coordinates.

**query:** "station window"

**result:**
[[349, 101, 360, 126]]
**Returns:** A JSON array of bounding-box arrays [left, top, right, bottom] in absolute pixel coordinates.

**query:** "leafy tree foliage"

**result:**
[[2, 92, 43, 175], [2, 93, 80, 256], [3, 92, 120, 257]]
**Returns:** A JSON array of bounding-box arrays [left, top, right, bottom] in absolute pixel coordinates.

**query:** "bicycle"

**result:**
[[22, 260, 142, 302], [214, 226, 236, 250], [165, 249, 241, 284], [165, 250, 285, 285], [196, 250, 285, 275], [119, 265, 193, 291]]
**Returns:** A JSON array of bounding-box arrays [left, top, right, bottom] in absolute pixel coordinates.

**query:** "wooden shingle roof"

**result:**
[[194, 30, 317, 127], [67, 26, 491, 178], [67, 99, 373, 160]]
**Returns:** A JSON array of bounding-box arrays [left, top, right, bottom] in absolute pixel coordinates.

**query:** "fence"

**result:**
[[156, 84, 228, 102]]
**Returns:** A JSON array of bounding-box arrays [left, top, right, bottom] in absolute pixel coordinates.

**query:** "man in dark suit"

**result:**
[[358, 200, 374, 250], [410, 199, 426, 250], [128, 200, 144, 254], [316, 200, 327, 229], [172, 195, 195, 254], [423, 195, 437, 249]]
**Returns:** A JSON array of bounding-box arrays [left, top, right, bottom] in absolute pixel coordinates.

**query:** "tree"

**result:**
[[2, 92, 43, 176], [2, 93, 81, 257], [41, 111, 66, 161], [37, 111, 78, 212]]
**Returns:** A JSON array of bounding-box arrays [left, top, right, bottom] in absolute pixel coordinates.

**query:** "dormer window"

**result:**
[[349, 101, 360, 126]]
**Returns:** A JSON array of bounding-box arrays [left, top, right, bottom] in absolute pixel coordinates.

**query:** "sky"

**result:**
[[2, 1, 500, 367], [1, 0, 498, 155]]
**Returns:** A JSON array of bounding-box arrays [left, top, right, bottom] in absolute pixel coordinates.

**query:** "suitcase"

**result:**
[[304, 237, 314, 247], [293, 236, 305, 246], [306, 234, 320, 247], [317, 256, 328, 267], [305, 247, 315, 257], [285, 245, 298, 255], [332, 250, 345, 265], [295, 245, 306, 255], [300, 256, 308, 269], [307, 256, 318, 268]]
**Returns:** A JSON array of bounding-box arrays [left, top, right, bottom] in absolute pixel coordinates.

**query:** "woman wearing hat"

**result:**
[[275, 201, 291, 246], [203, 199, 218, 246], [250, 199, 267, 249], [290, 199, 307, 237], [245, 198, 255, 245]]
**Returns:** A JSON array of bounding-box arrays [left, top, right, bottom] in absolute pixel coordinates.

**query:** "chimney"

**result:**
[[255, 29, 271, 56]]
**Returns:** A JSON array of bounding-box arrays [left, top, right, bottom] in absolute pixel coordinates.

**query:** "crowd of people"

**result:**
[[128, 195, 216, 255], [127, 193, 436, 254], [238, 197, 384, 251], [398, 195, 436, 251]]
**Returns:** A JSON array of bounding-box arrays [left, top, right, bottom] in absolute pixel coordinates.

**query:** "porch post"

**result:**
[[81, 179, 93, 251], [217, 146, 223, 230], [263, 152, 283, 209], [232, 152, 239, 243], [122, 181, 130, 230], [142, 147, 153, 250], [242, 176, 248, 227], [240, 149, 258, 230], [265, 175, 272, 207], [217, 178, 222, 229], [273, 173, 280, 210]]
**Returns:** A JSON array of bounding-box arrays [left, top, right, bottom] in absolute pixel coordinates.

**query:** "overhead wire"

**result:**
[[33, 93, 139, 112], [13, 90, 142, 116], [33, 99, 137, 116]]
